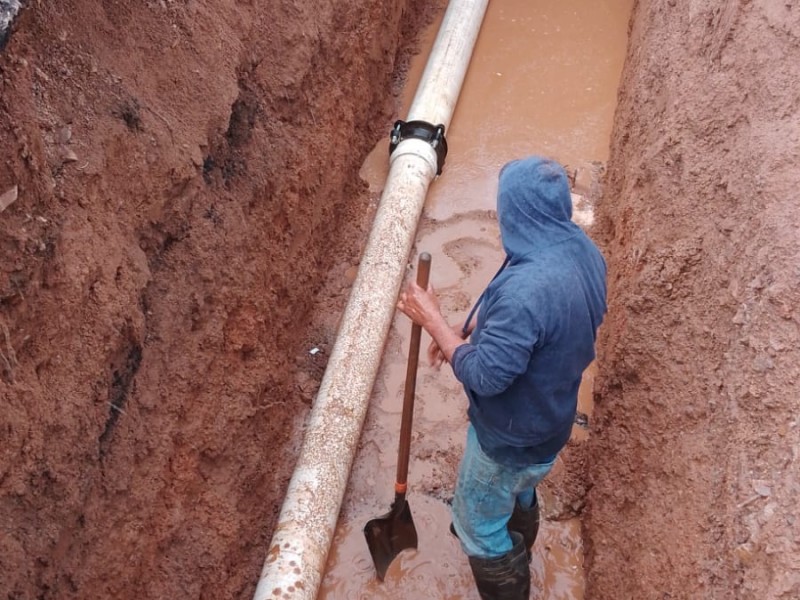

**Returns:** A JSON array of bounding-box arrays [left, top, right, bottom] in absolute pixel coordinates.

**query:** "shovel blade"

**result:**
[[363, 498, 418, 580]]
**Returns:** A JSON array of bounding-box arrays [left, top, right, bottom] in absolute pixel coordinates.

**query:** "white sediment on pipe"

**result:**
[[0, 0, 22, 43], [252, 2, 489, 599]]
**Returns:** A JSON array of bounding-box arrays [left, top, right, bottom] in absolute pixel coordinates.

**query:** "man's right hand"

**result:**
[[398, 284, 476, 369]]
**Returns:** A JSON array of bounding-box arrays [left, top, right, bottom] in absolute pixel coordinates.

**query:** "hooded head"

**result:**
[[497, 156, 580, 260]]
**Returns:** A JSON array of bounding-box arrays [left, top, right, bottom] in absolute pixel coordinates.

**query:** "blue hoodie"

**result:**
[[451, 157, 607, 467]]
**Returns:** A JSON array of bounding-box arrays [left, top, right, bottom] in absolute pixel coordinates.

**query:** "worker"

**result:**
[[397, 156, 607, 599]]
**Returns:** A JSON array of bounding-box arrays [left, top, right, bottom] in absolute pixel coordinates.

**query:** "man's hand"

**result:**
[[396, 281, 442, 328], [428, 323, 467, 368], [397, 282, 467, 367]]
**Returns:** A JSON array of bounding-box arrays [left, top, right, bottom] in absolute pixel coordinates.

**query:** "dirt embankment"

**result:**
[[587, 2, 800, 598], [0, 1, 434, 597]]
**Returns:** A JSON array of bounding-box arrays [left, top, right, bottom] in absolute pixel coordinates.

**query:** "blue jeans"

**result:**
[[451, 425, 556, 559]]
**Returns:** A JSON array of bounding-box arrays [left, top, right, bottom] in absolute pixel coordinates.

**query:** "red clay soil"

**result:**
[[0, 1, 437, 598], [587, 2, 800, 599]]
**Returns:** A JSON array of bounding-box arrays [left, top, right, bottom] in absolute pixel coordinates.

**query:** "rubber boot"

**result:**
[[507, 491, 540, 560], [468, 532, 530, 600]]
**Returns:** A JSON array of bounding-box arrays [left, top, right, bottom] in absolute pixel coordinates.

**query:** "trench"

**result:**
[[319, 1, 632, 597], [3, 0, 797, 598]]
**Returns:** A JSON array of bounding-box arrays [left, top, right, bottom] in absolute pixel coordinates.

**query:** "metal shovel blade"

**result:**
[[363, 497, 418, 580]]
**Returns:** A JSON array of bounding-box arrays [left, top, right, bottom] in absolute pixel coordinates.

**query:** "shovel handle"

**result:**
[[395, 252, 431, 493]]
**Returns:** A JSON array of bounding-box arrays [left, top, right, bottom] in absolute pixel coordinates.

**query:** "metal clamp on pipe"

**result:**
[[389, 120, 448, 175]]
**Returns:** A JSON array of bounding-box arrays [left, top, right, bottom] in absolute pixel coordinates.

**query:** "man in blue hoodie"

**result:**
[[397, 156, 607, 599]]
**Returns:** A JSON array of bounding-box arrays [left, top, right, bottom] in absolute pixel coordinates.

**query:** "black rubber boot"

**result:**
[[507, 490, 540, 559], [468, 532, 531, 600]]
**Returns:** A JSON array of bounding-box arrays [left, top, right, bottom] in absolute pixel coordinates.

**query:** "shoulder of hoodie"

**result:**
[[486, 266, 553, 315], [509, 234, 605, 278], [489, 248, 592, 305]]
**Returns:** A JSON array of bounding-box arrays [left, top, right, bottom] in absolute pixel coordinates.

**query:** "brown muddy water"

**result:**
[[319, 1, 632, 598]]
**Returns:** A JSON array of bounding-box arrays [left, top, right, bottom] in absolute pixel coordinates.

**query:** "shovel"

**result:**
[[364, 252, 432, 581]]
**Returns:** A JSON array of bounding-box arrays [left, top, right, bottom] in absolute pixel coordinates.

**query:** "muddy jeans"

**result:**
[[451, 425, 556, 559]]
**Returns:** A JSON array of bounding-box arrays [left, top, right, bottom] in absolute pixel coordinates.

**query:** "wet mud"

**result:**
[[321, 1, 632, 597]]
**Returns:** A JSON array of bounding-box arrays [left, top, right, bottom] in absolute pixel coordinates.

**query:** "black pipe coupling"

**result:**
[[388, 120, 448, 175]]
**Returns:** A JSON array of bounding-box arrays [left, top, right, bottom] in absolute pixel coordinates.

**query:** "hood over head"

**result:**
[[497, 156, 581, 260]]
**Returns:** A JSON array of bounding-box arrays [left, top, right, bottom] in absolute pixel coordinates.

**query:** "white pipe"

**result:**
[[252, 2, 488, 599], [1, 0, 22, 43]]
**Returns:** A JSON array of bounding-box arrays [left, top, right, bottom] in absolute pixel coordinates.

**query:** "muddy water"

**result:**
[[320, 1, 631, 598]]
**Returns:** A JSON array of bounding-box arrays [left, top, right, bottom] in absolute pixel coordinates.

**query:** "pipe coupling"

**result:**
[[389, 120, 448, 175]]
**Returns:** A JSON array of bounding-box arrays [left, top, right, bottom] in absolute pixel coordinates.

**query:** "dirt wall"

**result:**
[[587, 1, 800, 598], [0, 1, 435, 598]]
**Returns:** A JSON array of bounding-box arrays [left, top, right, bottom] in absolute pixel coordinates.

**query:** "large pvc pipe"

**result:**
[[253, 2, 488, 599]]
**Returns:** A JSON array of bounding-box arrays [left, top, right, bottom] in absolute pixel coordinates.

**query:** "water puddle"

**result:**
[[321, 496, 583, 600], [322, 0, 631, 597]]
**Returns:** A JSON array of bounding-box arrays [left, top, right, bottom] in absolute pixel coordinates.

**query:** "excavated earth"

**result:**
[[1, 1, 798, 599], [0, 1, 437, 598], [587, 1, 800, 599]]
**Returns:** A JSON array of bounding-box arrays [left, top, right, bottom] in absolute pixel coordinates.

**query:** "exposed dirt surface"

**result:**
[[587, 2, 800, 599], [0, 1, 436, 598]]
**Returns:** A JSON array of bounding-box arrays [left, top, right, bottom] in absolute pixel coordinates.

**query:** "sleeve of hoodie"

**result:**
[[451, 295, 540, 397]]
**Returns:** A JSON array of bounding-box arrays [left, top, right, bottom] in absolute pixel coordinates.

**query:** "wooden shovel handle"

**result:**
[[395, 252, 431, 493]]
